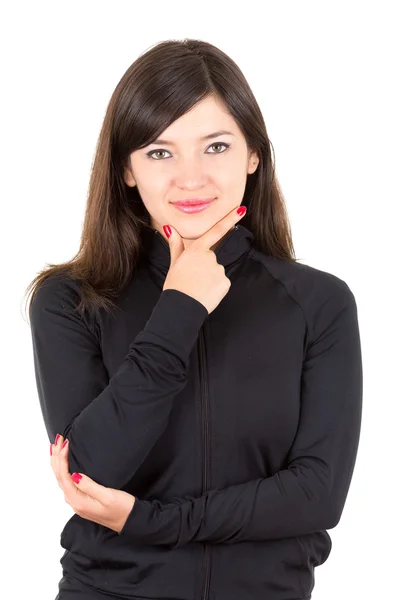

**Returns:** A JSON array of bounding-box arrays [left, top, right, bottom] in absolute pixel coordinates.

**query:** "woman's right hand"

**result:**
[[162, 205, 247, 314]]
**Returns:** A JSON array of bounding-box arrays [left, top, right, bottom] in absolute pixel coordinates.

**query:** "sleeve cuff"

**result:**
[[118, 497, 181, 546], [132, 289, 209, 363]]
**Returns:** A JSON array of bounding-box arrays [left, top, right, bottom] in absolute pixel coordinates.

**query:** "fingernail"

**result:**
[[61, 440, 68, 449], [50, 444, 53, 456], [163, 225, 172, 238], [71, 473, 82, 484], [55, 433, 60, 445], [237, 206, 246, 216]]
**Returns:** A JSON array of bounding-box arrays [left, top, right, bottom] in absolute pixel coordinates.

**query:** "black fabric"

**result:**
[[30, 224, 362, 600]]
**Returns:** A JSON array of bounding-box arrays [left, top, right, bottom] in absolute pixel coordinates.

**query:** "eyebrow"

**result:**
[[150, 130, 235, 146]]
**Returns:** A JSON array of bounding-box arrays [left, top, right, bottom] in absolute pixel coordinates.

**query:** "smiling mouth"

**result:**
[[171, 199, 216, 214], [172, 197, 216, 207]]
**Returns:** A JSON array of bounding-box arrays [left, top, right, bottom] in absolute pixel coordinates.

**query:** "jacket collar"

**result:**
[[141, 224, 254, 271]]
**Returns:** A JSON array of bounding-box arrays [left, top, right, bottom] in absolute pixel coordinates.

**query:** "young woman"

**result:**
[[25, 38, 363, 600]]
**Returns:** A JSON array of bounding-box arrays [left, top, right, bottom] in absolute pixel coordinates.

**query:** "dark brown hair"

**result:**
[[23, 38, 297, 323]]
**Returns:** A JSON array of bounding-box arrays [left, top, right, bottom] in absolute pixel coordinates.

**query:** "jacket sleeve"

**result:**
[[29, 275, 208, 490], [118, 282, 363, 548]]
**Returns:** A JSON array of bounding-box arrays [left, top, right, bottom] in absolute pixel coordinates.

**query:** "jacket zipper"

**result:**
[[154, 225, 237, 599], [198, 323, 211, 600]]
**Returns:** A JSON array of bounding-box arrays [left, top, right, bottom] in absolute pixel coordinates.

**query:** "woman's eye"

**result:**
[[207, 142, 229, 154], [147, 149, 170, 160], [146, 142, 230, 160]]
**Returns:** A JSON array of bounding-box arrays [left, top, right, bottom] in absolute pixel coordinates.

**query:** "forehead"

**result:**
[[150, 97, 238, 146]]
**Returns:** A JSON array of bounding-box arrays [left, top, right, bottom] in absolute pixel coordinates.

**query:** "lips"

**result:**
[[172, 197, 216, 207], [172, 199, 215, 214]]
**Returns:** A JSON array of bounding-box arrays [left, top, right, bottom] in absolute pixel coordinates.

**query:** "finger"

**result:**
[[59, 442, 111, 510], [55, 433, 63, 450], [55, 438, 109, 517], [50, 433, 60, 461], [51, 434, 64, 483], [193, 205, 246, 252], [50, 433, 59, 476], [68, 468, 111, 508], [54, 433, 64, 457], [58, 440, 103, 498], [166, 225, 185, 268], [57, 439, 86, 507]]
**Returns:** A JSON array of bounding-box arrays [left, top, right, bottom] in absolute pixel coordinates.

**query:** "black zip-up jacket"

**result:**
[[29, 223, 363, 600]]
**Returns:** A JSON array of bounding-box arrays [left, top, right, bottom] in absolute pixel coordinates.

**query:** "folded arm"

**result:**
[[118, 283, 363, 548], [30, 274, 208, 490]]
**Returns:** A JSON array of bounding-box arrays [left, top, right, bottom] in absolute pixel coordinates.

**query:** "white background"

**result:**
[[1, 1, 395, 598]]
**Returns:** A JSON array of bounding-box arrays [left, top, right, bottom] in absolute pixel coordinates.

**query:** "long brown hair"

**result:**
[[23, 38, 297, 323]]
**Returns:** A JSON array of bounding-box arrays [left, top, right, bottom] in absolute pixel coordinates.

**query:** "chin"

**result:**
[[174, 217, 217, 239]]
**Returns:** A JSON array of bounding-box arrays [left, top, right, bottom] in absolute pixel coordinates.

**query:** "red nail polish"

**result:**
[[71, 473, 82, 484], [237, 206, 247, 216], [163, 225, 172, 238], [61, 440, 68, 449], [50, 444, 52, 456], [55, 433, 60, 445]]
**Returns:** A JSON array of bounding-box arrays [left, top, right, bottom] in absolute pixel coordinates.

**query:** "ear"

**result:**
[[122, 158, 136, 187], [247, 150, 260, 175]]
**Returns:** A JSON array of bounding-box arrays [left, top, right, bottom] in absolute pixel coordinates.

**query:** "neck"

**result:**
[[151, 223, 234, 252]]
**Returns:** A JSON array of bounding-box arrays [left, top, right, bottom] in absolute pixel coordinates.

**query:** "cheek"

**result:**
[[216, 171, 247, 199], [136, 177, 167, 208], [215, 158, 245, 182]]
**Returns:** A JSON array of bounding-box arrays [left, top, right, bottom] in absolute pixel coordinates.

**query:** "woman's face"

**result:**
[[123, 95, 259, 249]]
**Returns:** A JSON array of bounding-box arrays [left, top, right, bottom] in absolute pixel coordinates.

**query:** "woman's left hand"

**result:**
[[50, 434, 136, 534]]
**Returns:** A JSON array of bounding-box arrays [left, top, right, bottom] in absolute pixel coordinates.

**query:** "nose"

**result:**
[[174, 157, 209, 188]]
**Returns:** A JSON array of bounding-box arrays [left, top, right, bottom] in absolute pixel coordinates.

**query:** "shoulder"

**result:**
[[251, 251, 353, 301], [29, 271, 82, 316], [28, 271, 101, 343], [28, 272, 94, 339], [250, 250, 358, 339]]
